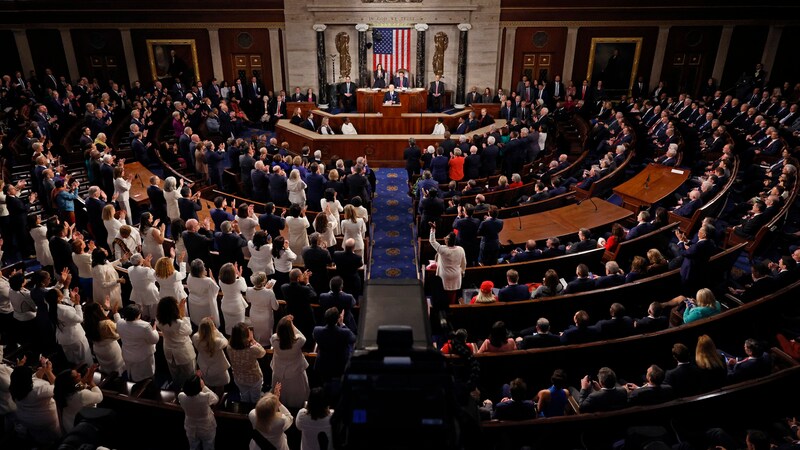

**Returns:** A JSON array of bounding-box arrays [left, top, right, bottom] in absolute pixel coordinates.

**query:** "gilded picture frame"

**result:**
[[146, 39, 200, 83], [586, 37, 643, 94]]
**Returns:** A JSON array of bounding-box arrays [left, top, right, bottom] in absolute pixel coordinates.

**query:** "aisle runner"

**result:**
[[368, 168, 418, 279]]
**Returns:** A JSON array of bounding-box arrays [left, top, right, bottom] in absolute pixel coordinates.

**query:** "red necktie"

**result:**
[[435, 82, 439, 94]]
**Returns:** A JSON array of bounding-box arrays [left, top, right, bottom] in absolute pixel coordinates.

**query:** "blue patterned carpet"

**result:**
[[369, 168, 419, 279]]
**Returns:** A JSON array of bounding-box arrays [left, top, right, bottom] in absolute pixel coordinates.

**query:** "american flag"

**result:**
[[373, 28, 411, 79]]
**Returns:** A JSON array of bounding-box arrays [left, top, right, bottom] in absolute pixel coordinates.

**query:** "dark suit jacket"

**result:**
[[214, 232, 247, 267], [566, 239, 597, 255], [519, 333, 562, 350], [85, 197, 107, 244], [560, 324, 600, 344], [594, 274, 626, 289], [498, 284, 530, 302], [563, 277, 595, 295], [578, 387, 628, 412], [591, 316, 634, 339], [626, 222, 653, 240], [734, 213, 769, 238], [383, 91, 399, 104], [627, 385, 674, 406], [268, 174, 289, 206], [674, 198, 703, 218], [346, 173, 370, 201], [258, 213, 286, 240], [319, 291, 358, 333], [178, 197, 201, 222], [741, 276, 777, 303], [302, 246, 333, 294], [182, 229, 214, 263], [634, 315, 668, 334], [679, 238, 717, 287], [664, 363, 702, 398], [333, 249, 364, 295], [477, 218, 504, 245], [281, 282, 318, 344], [300, 118, 316, 132], [727, 353, 772, 383], [49, 236, 78, 277], [312, 324, 356, 380]]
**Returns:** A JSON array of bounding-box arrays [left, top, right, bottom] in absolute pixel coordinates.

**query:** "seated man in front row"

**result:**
[[383, 84, 399, 104]]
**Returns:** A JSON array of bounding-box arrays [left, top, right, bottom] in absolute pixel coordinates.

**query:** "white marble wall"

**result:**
[[283, 0, 501, 94]]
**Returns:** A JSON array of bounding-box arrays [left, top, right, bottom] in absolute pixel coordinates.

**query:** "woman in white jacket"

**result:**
[[270, 316, 310, 409], [116, 304, 160, 382], [287, 169, 307, 206], [53, 364, 103, 433], [30, 215, 54, 268], [155, 251, 187, 302], [127, 253, 160, 321], [83, 302, 124, 376], [270, 236, 296, 300], [186, 259, 220, 328], [102, 204, 126, 251], [113, 166, 133, 225], [47, 287, 93, 368], [156, 296, 196, 388], [163, 176, 183, 223], [219, 262, 248, 335], [247, 231, 274, 277], [246, 272, 279, 346], [178, 374, 219, 450], [90, 248, 126, 309], [192, 317, 231, 394], [249, 387, 292, 450], [320, 189, 343, 235], [429, 225, 466, 304]]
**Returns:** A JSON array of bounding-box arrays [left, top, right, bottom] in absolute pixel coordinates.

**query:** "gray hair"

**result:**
[[606, 260, 620, 274], [314, 150, 322, 158], [130, 253, 143, 266], [164, 176, 177, 192], [250, 271, 267, 288], [220, 221, 232, 233], [487, 136, 496, 145]]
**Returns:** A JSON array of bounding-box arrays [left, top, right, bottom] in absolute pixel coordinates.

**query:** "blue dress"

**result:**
[[539, 385, 568, 417]]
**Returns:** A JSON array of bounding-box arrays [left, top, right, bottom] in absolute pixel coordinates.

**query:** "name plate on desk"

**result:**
[[670, 169, 685, 174]]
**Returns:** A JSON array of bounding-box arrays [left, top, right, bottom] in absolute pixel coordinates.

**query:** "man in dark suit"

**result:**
[[403, 138, 421, 182], [594, 262, 626, 290], [732, 201, 769, 238], [498, 269, 530, 302], [477, 207, 504, 266], [664, 343, 701, 397], [518, 317, 562, 349], [99, 155, 116, 201], [725, 338, 772, 383], [267, 93, 286, 131], [591, 302, 634, 339], [633, 302, 669, 334], [731, 262, 777, 303], [577, 80, 591, 101], [131, 132, 150, 166], [339, 76, 357, 112], [147, 176, 168, 225], [318, 277, 358, 334], [491, 378, 537, 421], [632, 76, 647, 100], [465, 86, 481, 106], [300, 112, 317, 132], [566, 228, 597, 254], [383, 84, 399, 104], [346, 164, 371, 202], [84, 186, 109, 249], [246, 76, 263, 116], [393, 72, 409, 89], [290, 87, 304, 102], [281, 268, 318, 351], [673, 189, 703, 218], [677, 225, 717, 293], [625, 365, 674, 407], [577, 367, 628, 413], [214, 221, 248, 267], [453, 207, 480, 267], [268, 166, 289, 206], [563, 264, 596, 294], [428, 74, 445, 112], [258, 202, 286, 240], [181, 218, 214, 263], [480, 136, 499, 177], [302, 233, 333, 295], [239, 146, 256, 197], [333, 239, 364, 300], [313, 306, 356, 381], [626, 211, 654, 240], [551, 75, 565, 102], [560, 310, 600, 344], [49, 223, 78, 281]]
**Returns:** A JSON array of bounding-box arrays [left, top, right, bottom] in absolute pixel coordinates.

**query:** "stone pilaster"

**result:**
[[356, 23, 369, 88], [313, 24, 328, 108], [455, 23, 471, 108], [414, 23, 429, 88]]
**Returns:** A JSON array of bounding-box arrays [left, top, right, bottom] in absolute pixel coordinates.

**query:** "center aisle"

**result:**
[[368, 168, 419, 279]]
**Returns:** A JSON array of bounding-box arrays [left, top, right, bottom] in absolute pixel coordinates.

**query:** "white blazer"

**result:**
[[116, 318, 159, 363], [55, 301, 88, 346], [128, 265, 160, 306]]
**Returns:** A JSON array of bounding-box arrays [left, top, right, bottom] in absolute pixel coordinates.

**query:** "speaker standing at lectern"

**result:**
[[383, 84, 399, 104]]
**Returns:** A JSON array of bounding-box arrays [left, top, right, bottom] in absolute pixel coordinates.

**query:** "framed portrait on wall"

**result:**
[[146, 39, 200, 83], [586, 37, 643, 94]]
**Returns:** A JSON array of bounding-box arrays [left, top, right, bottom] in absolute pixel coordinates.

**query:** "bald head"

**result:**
[[185, 219, 199, 231]]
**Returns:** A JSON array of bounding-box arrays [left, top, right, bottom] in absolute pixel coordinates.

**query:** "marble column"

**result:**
[[499, 26, 516, 93], [649, 26, 671, 89], [313, 24, 328, 108], [119, 28, 139, 86], [59, 29, 80, 82], [414, 23, 428, 88], [562, 27, 579, 84], [207, 28, 225, 82], [762, 25, 783, 84], [712, 25, 734, 83], [455, 23, 471, 109], [268, 28, 284, 91], [13, 29, 35, 76], [356, 24, 369, 88]]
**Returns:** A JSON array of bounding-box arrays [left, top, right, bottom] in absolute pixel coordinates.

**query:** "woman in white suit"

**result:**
[[30, 215, 54, 268], [155, 252, 187, 302], [90, 248, 125, 309], [186, 259, 221, 328], [102, 204, 125, 251], [48, 287, 94, 367], [219, 262, 248, 335], [270, 316, 310, 409], [429, 224, 466, 304], [83, 302, 125, 376], [113, 166, 133, 225], [247, 231, 274, 277], [127, 253, 160, 321], [246, 272, 280, 346], [156, 296, 196, 388], [192, 317, 231, 393], [116, 304, 160, 382], [163, 176, 183, 223]]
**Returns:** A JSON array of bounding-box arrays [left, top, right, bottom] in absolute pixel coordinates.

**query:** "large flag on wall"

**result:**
[[373, 28, 411, 77]]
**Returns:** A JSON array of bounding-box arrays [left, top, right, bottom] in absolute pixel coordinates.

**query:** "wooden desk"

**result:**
[[499, 200, 633, 244], [356, 88, 427, 113], [285, 102, 316, 116], [124, 161, 214, 229], [315, 109, 470, 135], [470, 103, 501, 119], [613, 164, 690, 212]]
